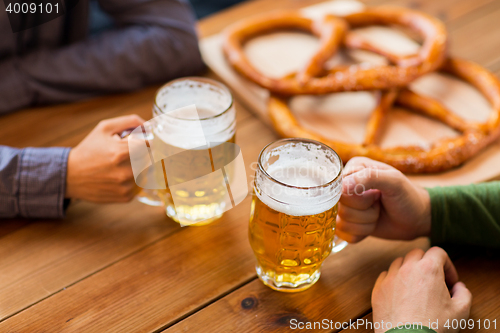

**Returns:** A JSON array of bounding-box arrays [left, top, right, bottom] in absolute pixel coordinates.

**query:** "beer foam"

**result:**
[[153, 79, 235, 149], [268, 161, 334, 187], [156, 79, 232, 115], [256, 143, 342, 216]]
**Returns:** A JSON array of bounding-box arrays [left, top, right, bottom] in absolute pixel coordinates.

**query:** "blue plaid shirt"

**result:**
[[0, 146, 70, 218]]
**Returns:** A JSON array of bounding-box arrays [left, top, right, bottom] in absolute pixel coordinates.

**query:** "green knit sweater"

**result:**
[[383, 182, 500, 333], [428, 181, 500, 248]]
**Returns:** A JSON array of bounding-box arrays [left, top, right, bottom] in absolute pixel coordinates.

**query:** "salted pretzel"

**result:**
[[223, 7, 448, 95], [268, 58, 500, 173], [223, 11, 347, 93], [223, 7, 500, 173]]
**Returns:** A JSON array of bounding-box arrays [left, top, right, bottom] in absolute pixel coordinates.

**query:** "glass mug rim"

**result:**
[[256, 138, 343, 191], [153, 76, 234, 121]]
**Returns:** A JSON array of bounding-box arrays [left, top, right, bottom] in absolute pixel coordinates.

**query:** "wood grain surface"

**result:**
[[0, 0, 499, 332]]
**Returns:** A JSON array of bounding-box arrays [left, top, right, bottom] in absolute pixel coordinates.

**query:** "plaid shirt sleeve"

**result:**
[[0, 146, 70, 219]]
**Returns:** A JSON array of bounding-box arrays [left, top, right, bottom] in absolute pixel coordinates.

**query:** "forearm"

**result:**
[[0, 60, 34, 114], [0, 146, 70, 218], [0, 0, 204, 113], [427, 182, 500, 248]]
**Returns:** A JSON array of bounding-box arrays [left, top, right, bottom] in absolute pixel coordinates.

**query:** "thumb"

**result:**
[[451, 282, 472, 312], [99, 115, 146, 135]]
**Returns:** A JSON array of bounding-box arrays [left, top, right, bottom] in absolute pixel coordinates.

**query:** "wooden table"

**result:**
[[1, 0, 499, 332]]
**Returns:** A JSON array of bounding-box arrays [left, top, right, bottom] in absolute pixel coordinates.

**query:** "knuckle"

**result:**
[[112, 149, 130, 164], [419, 258, 440, 274], [364, 223, 376, 234], [394, 256, 404, 265], [351, 170, 364, 183], [466, 288, 473, 301], [336, 221, 352, 233], [371, 288, 382, 302], [378, 270, 388, 279], [335, 229, 353, 243], [389, 257, 404, 271], [381, 272, 393, 285], [129, 114, 144, 123], [349, 234, 366, 243], [367, 167, 380, 179], [337, 217, 373, 237], [399, 262, 414, 276], [336, 221, 347, 232], [124, 192, 136, 202], [426, 246, 449, 261], [117, 195, 133, 203], [367, 204, 380, 222], [118, 186, 129, 196], [388, 169, 404, 184], [118, 184, 135, 199], [350, 176, 368, 194], [97, 119, 111, 130], [428, 246, 446, 255], [456, 297, 472, 314], [122, 114, 144, 127], [348, 156, 371, 166], [337, 205, 350, 219], [411, 247, 426, 255], [344, 158, 366, 174], [115, 169, 134, 184], [409, 248, 425, 257]]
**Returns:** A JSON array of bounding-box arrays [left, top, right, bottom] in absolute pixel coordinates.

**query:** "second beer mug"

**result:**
[[249, 138, 346, 292], [133, 77, 242, 226]]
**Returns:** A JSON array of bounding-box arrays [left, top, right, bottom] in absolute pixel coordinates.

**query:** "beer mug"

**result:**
[[134, 77, 242, 225], [249, 138, 346, 292]]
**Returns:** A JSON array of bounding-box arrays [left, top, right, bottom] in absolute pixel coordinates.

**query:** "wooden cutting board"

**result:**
[[199, 0, 500, 187]]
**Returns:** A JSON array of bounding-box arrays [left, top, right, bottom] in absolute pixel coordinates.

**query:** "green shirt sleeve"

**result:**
[[385, 325, 437, 332], [427, 182, 500, 248]]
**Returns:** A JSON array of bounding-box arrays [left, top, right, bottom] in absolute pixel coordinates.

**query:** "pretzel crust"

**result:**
[[223, 11, 347, 92], [223, 7, 448, 95], [268, 58, 500, 173]]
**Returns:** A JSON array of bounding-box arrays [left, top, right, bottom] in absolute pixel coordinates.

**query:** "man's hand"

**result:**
[[336, 157, 432, 243], [65, 115, 145, 203], [372, 247, 472, 333]]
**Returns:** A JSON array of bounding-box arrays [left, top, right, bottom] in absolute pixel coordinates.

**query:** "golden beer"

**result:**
[[249, 138, 344, 292], [153, 134, 236, 226], [149, 78, 237, 225]]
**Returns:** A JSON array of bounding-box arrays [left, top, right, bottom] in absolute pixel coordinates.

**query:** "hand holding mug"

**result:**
[[336, 157, 432, 243], [65, 115, 145, 203]]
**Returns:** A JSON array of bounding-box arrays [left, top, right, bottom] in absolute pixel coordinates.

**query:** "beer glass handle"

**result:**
[[120, 125, 163, 207], [331, 235, 348, 253]]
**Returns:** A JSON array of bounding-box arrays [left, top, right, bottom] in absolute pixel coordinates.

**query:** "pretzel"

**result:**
[[223, 7, 448, 95], [268, 58, 500, 173], [223, 7, 500, 173], [343, 7, 447, 69], [223, 11, 347, 93]]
